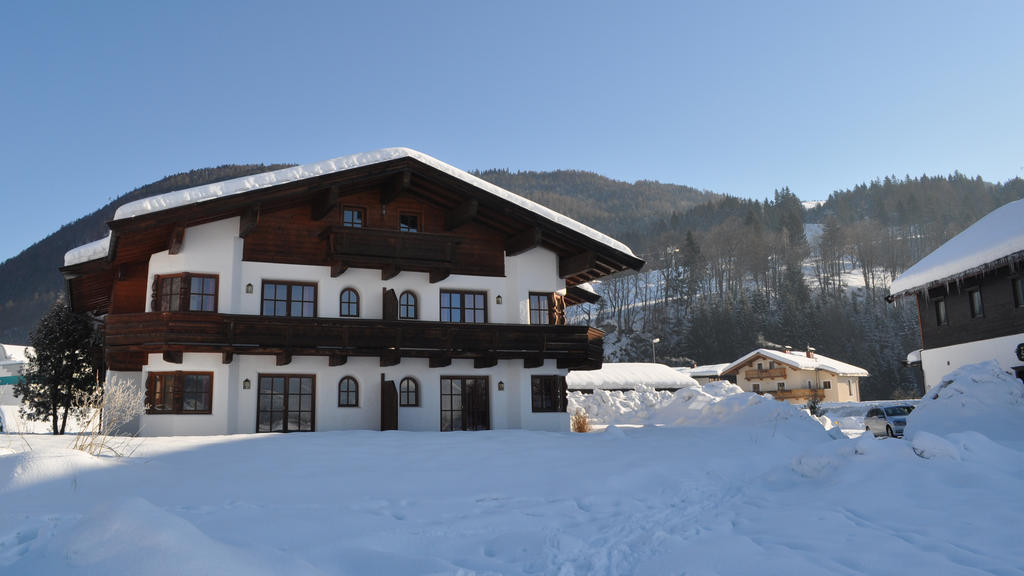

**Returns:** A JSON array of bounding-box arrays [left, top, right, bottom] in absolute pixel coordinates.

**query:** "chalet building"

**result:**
[[721, 347, 866, 404], [888, 198, 1024, 390], [61, 148, 644, 435]]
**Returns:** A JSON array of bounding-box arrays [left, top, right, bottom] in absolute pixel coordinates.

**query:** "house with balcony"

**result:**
[[721, 346, 866, 404], [0, 343, 30, 405], [887, 198, 1024, 390], [61, 148, 643, 435]]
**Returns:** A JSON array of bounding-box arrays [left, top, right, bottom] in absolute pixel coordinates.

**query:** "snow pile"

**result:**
[[904, 360, 1024, 446], [570, 380, 829, 442]]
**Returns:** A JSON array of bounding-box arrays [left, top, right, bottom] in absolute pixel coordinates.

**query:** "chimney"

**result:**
[[806, 346, 815, 359], [784, 345, 792, 354]]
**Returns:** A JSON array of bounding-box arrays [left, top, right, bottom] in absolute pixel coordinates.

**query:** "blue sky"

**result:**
[[1, 1, 1021, 263]]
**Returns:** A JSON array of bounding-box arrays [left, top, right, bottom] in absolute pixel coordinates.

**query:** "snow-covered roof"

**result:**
[[889, 198, 1024, 296], [0, 344, 30, 365], [66, 148, 637, 267], [567, 363, 700, 390], [722, 348, 869, 378], [678, 363, 730, 378]]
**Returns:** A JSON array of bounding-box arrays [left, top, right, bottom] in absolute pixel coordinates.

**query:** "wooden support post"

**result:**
[[311, 185, 340, 221], [329, 353, 348, 367], [380, 349, 401, 367], [239, 206, 260, 238], [429, 354, 451, 368], [474, 356, 498, 369], [222, 351, 234, 364], [162, 350, 183, 364], [276, 351, 292, 366]]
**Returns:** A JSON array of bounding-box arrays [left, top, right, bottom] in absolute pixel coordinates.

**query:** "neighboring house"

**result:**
[[61, 148, 644, 435], [676, 363, 730, 385], [0, 343, 30, 405], [888, 198, 1024, 390], [721, 347, 866, 404], [566, 363, 699, 393]]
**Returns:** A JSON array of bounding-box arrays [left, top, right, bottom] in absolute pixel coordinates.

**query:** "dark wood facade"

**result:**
[[103, 313, 604, 372], [63, 155, 643, 317], [62, 153, 643, 378], [915, 265, 1024, 350]]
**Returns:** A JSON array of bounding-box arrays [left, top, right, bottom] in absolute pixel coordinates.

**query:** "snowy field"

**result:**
[[2, 362, 1023, 575]]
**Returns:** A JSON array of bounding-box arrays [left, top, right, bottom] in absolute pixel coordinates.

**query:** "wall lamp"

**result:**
[[242, 378, 251, 390], [245, 283, 254, 294], [495, 295, 503, 305]]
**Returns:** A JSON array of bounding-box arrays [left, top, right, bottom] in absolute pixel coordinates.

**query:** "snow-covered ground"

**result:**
[[2, 363, 1023, 574]]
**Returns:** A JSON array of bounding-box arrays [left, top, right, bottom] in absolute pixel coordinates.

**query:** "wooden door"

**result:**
[[380, 375, 398, 431]]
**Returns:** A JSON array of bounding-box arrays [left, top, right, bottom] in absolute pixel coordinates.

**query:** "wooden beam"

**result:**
[[168, 226, 185, 255], [428, 268, 451, 284], [505, 227, 541, 256], [106, 231, 120, 263], [380, 349, 401, 367], [311, 185, 340, 221], [474, 356, 498, 369], [559, 251, 597, 279], [329, 353, 348, 367], [331, 261, 348, 278], [444, 198, 478, 230], [381, 264, 401, 281], [163, 350, 183, 364], [239, 206, 260, 238], [429, 354, 451, 368], [523, 357, 544, 369], [222, 351, 233, 364], [276, 351, 292, 366], [381, 171, 410, 205]]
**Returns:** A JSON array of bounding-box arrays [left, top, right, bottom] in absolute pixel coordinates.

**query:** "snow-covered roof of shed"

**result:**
[[567, 363, 700, 390], [723, 348, 869, 378], [64, 233, 112, 267], [677, 363, 730, 378], [84, 147, 634, 260], [889, 198, 1024, 296], [0, 344, 30, 364]]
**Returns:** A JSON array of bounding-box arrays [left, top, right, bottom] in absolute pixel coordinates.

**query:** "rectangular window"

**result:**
[[440, 290, 487, 323], [752, 383, 761, 393], [342, 206, 365, 228], [778, 382, 786, 391], [531, 376, 567, 412], [154, 274, 218, 312], [146, 372, 213, 414], [823, 380, 832, 390], [262, 281, 316, 317], [934, 298, 948, 326], [968, 288, 984, 318], [399, 213, 419, 232], [529, 292, 553, 325], [1013, 277, 1024, 308]]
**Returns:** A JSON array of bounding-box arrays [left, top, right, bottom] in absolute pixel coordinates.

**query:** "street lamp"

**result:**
[[651, 337, 661, 363]]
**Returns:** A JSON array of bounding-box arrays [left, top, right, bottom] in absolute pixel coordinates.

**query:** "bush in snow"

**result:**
[[71, 374, 145, 456], [570, 408, 591, 433], [904, 360, 1024, 444]]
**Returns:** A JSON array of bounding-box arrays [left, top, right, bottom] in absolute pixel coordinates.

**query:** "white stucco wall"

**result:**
[[136, 219, 573, 435], [920, 332, 1024, 391]]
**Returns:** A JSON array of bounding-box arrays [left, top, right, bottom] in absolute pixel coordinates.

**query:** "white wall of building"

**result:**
[[920, 333, 1024, 391], [136, 220, 574, 435]]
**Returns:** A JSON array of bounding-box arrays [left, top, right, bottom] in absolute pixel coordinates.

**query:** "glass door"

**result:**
[[257, 375, 315, 432]]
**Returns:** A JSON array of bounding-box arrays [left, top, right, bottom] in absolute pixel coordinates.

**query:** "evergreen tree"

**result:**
[[14, 299, 103, 434]]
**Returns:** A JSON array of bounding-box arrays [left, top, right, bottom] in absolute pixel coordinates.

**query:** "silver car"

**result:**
[[864, 405, 914, 438]]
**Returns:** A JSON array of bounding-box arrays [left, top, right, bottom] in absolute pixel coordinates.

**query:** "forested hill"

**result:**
[[473, 169, 716, 249], [0, 164, 293, 343]]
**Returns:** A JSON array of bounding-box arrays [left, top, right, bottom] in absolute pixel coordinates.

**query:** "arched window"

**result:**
[[399, 377, 419, 406], [340, 288, 359, 317], [399, 291, 417, 319], [338, 376, 358, 407]]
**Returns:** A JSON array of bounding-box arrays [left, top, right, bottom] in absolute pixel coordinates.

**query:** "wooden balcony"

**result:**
[[744, 367, 786, 380], [103, 312, 604, 372], [322, 226, 462, 280], [763, 388, 825, 403]]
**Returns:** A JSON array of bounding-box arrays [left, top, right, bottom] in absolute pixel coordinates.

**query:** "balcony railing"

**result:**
[[324, 226, 460, 270], [744, 367, 786, 380], [104, 312, 603, 371]]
